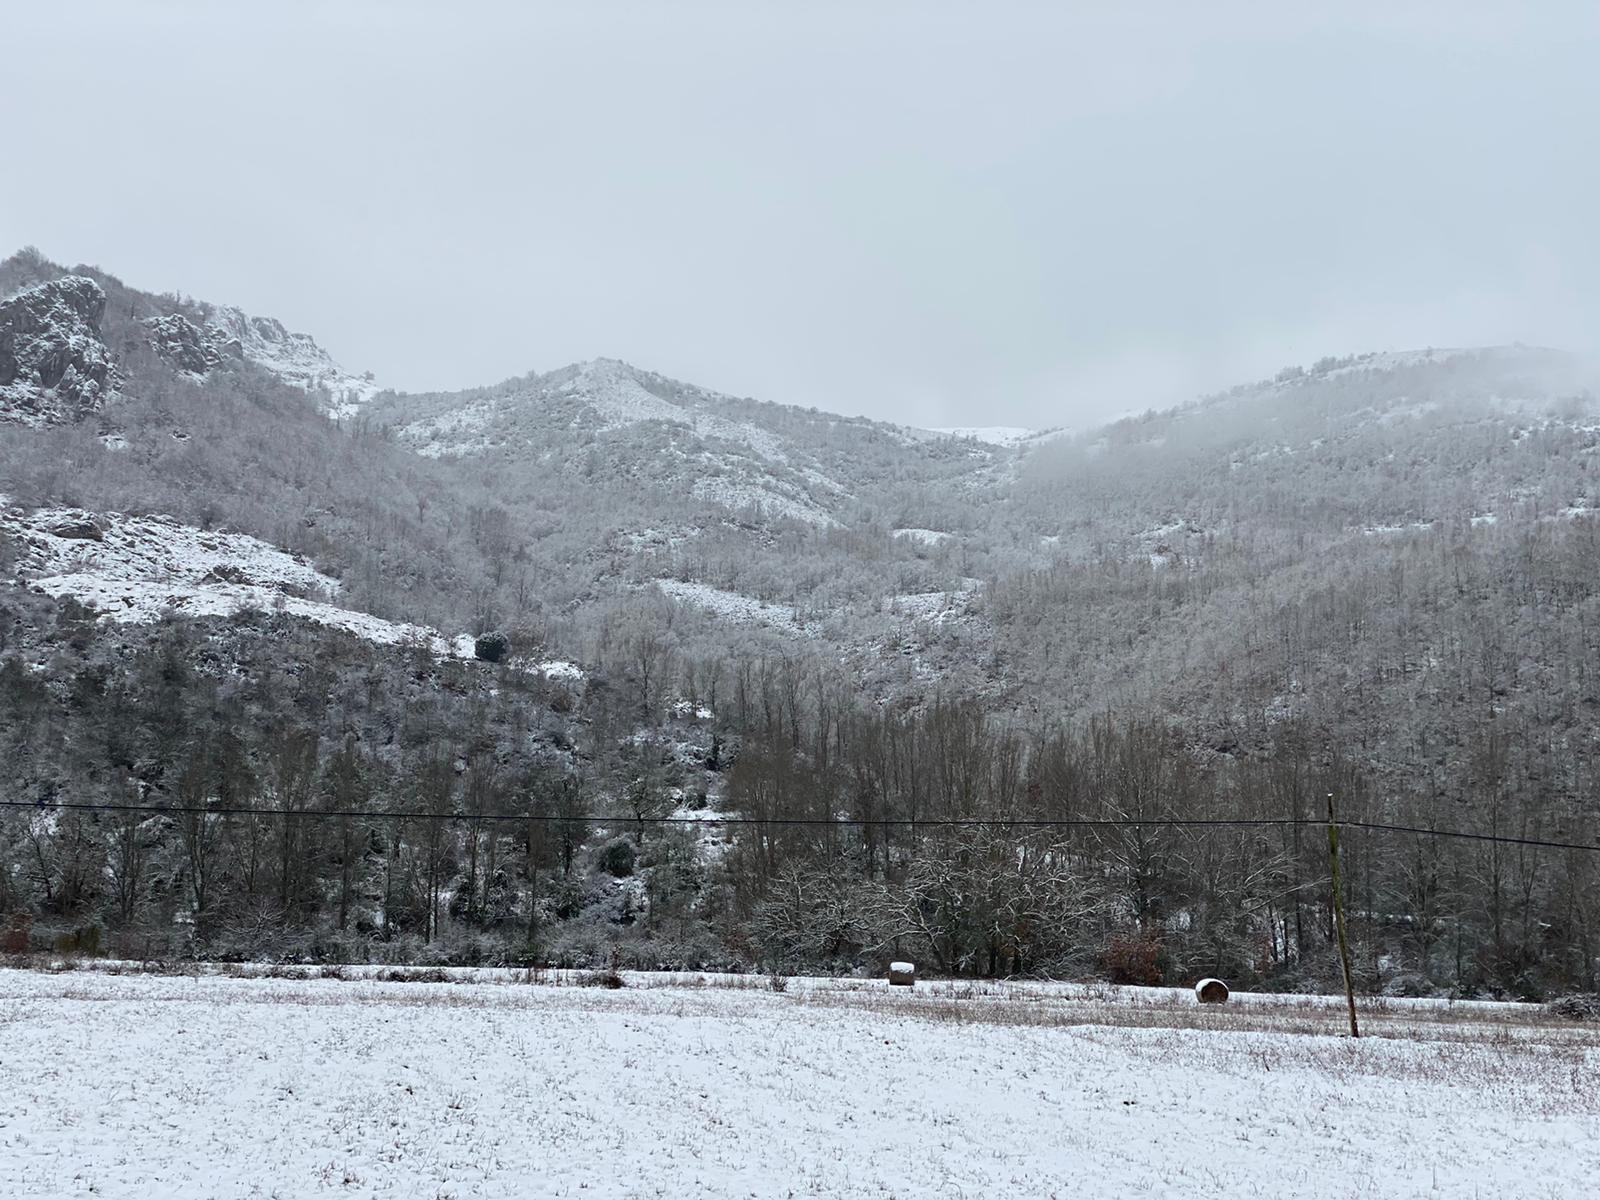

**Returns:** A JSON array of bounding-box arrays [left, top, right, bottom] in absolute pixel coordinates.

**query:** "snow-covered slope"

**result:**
[[570, 359, 785, 458], [371, 357, 976, 530], [689, 474, 838, 527], [5, 506, 338, 596], [892, 527, 954, 547], [0, 504, 450, 650], [394, 358, 781, 461], [1, 503, 592, 680], [654, 578, 808, 634], [929, 425, 1035, 445]]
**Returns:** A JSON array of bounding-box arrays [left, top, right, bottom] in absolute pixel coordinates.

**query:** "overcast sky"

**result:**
[[4, 2, 1597, 428]]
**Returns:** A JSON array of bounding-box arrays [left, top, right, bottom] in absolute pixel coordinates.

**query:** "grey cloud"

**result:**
[[2, 1, 1594, 428]]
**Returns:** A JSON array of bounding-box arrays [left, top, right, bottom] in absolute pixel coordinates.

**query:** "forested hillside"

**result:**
[[2, 248, 1596, 999]]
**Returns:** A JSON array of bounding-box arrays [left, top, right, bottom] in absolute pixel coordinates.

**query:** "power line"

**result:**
[[2, 797, 1596, 853]]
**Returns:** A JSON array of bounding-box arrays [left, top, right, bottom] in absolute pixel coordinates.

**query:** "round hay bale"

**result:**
[[888, 961, 916, 987], [1195, 978, 1229, 1004]]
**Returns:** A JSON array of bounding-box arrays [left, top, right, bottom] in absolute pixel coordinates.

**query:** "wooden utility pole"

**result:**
[[1326, 792, 1360, 1038]]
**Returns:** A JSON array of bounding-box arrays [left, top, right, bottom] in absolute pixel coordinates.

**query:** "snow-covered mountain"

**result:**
[[0, 250, 380, 426], [8, 248, 1600, 997], [366, 355, 1009, 531], [384, 357, 848, 525], [4, 245, 1599, 732]]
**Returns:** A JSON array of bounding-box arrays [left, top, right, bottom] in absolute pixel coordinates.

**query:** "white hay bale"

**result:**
[[1195, 977, 1229, 1004], [888, 961, 916, 987]]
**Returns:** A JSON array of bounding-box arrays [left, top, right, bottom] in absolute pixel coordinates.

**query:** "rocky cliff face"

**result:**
[[205, 305, 379, 417], [144, 312, 240, 378], [0, 276, 119, 425]]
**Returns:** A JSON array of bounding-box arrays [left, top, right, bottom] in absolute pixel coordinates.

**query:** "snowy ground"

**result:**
[[3, 505, 340, 597], [1, 968, 1595, 1199], [892, 527, 954, 547], [654, 578, 807, 634]]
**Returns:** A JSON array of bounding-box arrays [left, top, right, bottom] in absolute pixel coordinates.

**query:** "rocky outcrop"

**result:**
[[46, 515, 106, 541], [0, 276, 119, 425], [205, 305, 378, 417], [145, 312, 240, 378], [205, 307, 319, 373]]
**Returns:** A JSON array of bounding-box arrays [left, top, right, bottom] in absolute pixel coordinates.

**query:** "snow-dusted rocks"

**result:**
[[30, 572, 448, 649], [144, 312, 237, 378], [4, 505, 340, 598], [0, 504, 425, 642], [0, 275, 118, 426], [1, 503, 598, 679], [1, 266, 378, 423], [205, 304, 379, 418], [3, 503, 429, 645]]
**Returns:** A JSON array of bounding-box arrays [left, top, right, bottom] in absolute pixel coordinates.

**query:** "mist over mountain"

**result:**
[[2, 246, 1597, 998]]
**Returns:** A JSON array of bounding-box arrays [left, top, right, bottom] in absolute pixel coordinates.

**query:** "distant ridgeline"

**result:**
[[1, 246, 1597, 999]]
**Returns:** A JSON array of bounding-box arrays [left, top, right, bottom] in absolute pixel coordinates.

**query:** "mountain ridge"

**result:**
[[4, 248, 1600, 994], [14, 246, 1587, 457], [4, 245, 1597, 717]]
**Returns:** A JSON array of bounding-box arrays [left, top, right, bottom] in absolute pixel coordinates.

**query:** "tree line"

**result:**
[[1, 602, 1593, 999]]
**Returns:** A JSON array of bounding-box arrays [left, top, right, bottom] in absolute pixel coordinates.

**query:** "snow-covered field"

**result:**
[[1, 968, 1594, 1199]]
